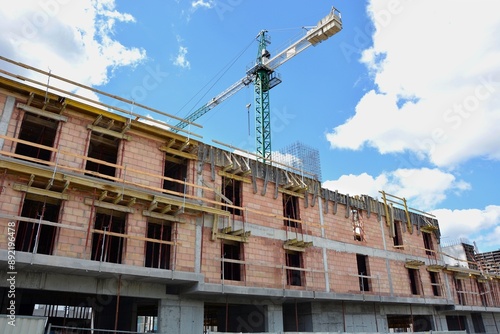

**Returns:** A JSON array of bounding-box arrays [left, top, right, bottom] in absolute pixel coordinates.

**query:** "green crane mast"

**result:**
[[250, 30, 281, 161]]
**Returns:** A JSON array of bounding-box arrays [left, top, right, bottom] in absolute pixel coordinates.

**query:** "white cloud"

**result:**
[[0, 0, 146, 97], [323, 172, 387, 198], [173, 46, 191, 69], [432, 206, 500, 252], [322, 168, 469, 211], [191, 0, 215, 10], [327, 0, 500, 168], [139, 114, 172, 131]]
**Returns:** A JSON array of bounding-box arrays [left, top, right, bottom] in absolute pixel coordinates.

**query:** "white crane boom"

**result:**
[[173, 7, 342, 132]]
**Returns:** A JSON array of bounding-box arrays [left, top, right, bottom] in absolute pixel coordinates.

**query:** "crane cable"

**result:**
[[176, 37, 256, 118]]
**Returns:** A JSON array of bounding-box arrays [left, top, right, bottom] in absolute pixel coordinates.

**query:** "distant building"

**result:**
[[475, 250, 500, 275]]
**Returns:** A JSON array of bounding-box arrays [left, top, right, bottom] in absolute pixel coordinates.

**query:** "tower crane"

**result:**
[[173, 7, 342, 161]]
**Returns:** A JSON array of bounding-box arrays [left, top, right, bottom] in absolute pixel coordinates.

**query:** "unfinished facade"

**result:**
[[0, 66, 500, 333]]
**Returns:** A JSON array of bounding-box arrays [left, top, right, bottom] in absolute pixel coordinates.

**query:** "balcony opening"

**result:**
[[387, 315, 433, 332], [33, 304, 92, 329], [446, 315, 468, 331], [221, 241, 242, 281], [91, 210, 126, 264], [204, 303, 266, 333], [429, 271, 441, 296], [15, 197, 60, 255], [393, 221, 403, 247], [15, 112, 57, 162], [221, 176, 242, 216], [285, 250, 303, 286], [356, 254, 370, 292], [145, 219, 171, 270], [387, 315, 412, 332], [283, 302, 312, 332], [408, 268, 421, 295], [163, 155, 187, 194], [283, 193, 300, 228], [86, 132, 119, 178]]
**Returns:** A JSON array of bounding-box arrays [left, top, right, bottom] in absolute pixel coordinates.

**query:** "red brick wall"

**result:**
[[174, 216, 196, 272], [120, 133, 163, 189], [0, 179, 24, 249], [244, 236, 283, 288], [57, 114, 89, 170], [55, 190, 91, 259], [122, 210, 146, 267]]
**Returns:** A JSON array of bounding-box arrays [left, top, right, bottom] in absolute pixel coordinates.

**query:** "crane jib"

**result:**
[[172, 6, 342, 135]]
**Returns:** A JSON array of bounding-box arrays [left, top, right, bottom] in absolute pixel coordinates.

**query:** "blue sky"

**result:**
[[1, 0, 499, 252]]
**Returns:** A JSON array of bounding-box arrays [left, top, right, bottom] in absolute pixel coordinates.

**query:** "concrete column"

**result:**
[[317, 199, 330, 292], [265, 303, 283, 332], [158, 298, 203, 334], [194, 216, 203, 273], [0, 96, 15, 149]]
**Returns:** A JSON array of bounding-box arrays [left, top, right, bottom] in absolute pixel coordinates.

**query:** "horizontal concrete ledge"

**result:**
[[185, 282, 453, 307], [0, 250, 203, 286], [212, 332, 467, 334], [437, 304, 500, 313]]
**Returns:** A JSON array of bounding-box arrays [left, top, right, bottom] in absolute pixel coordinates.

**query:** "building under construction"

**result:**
[[1, 40, 500, 334]]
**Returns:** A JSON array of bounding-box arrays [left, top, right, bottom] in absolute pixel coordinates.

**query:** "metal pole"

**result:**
[[114, 275, 122, 332]]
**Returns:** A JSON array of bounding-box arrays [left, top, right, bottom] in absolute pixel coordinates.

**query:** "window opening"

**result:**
[[86, 132, 119, 178], [221, 177, 242, 215], [91, 210, 126, 263], [136, 303, 158, 333], [429, 271, 441, 296], [408, 268, 421, 295], [16, 197, 60, 255], [203, 304, 221, 333], [352, 209, 364, 241], [471, 313, 486, 333], [145, 219, 172, 269], [285, 250, 303, 286], [356, 254, 370, 292], [477, 281, 488, 306], [423, 232, 434, 256], [283, 193, 300, 228], [137, 316, 158, 333], [15, 112, 57, 162], [221, 242, 242, 281], [454, 278, 465, 305], [163, 155, 187, 193], [393, 221, 403, 246]]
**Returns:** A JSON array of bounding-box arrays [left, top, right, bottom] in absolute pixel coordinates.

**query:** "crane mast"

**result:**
[[173, 7, 342, 160], [251, 30, 281, 161]]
